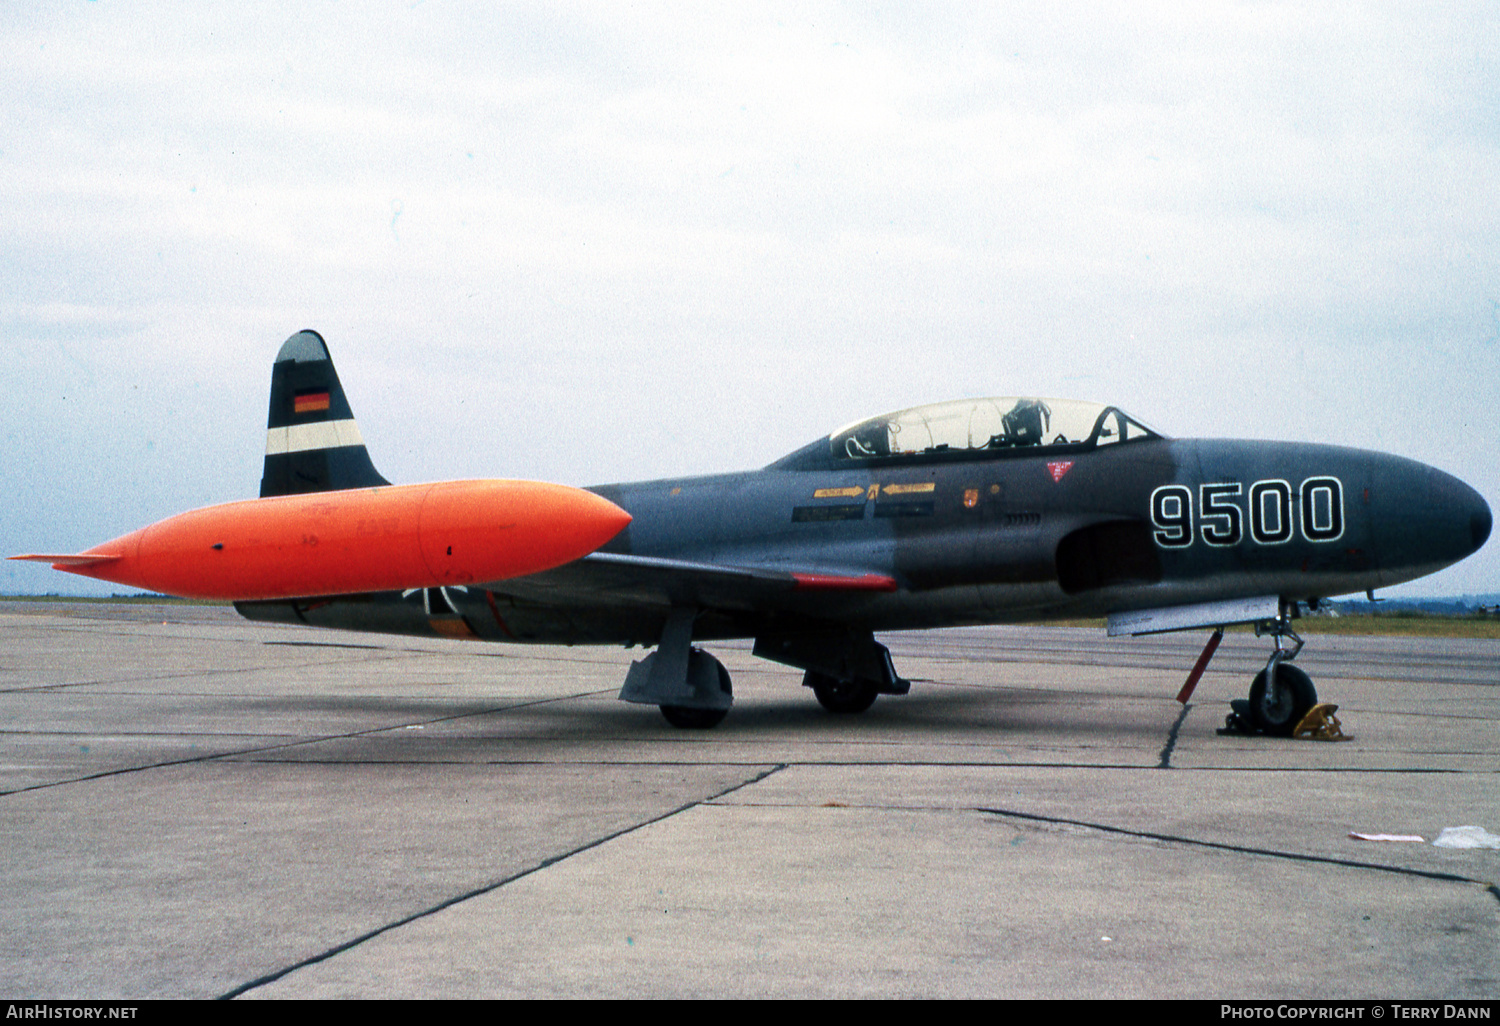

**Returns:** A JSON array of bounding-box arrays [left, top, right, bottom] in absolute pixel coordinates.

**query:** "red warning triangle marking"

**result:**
[[1048, 461, 1074, 482]]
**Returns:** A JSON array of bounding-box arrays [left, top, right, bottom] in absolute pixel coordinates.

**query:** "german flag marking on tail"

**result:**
[[294, 390, 331, 414]]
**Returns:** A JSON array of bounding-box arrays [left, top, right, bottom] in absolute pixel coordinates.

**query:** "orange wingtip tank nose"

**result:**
[[11, 480, 631, 601]]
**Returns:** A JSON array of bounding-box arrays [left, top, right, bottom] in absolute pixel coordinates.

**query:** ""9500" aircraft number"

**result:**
[[1150, 477, 1344, 549]]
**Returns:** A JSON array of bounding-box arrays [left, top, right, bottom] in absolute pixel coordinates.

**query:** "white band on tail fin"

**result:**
[[265, 419, 366, 456]]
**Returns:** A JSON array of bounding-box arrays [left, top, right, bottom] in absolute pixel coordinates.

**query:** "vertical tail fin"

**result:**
[[260, 330, 392, 497]]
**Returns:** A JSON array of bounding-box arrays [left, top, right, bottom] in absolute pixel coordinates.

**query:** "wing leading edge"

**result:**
[[487, 551, 896, 613]]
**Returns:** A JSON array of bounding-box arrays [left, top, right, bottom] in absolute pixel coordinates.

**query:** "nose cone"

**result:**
[[1370, 456, 1491, 585], [1472, 494, 1493, 552]]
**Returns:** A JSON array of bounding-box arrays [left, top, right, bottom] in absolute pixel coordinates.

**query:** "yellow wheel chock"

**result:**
[[1293, 702, 1350, 741]]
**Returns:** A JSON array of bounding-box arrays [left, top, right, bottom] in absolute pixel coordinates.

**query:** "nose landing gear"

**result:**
[[1243, 610, 1317, 736], [1207, 602, 1322, 737]]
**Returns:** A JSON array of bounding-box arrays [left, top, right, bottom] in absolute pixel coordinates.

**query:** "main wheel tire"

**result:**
[[806, 671, 879, 715], [1247, 663, 1316, 737], [660, 705, 728, 729], [659, 649, 732, 730]]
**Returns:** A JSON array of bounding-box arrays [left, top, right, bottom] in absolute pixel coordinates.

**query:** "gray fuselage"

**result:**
[[240, 431, 1491, 649]]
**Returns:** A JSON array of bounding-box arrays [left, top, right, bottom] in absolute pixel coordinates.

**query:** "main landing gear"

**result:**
[[617, 609, 734, 729], [618, 611, 910, 729], [658, 650, 733, 729], [803, 671, 880, 714], [755, 629, 909, 717]]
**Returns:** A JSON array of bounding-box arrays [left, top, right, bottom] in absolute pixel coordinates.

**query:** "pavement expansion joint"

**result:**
[[216, 762, 790, 1000], [977, 805, 1500, 895], [0, 703, 561, 795]]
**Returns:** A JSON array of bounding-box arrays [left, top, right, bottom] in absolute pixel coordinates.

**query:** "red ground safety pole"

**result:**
[[1177, 627, 1224, 704]]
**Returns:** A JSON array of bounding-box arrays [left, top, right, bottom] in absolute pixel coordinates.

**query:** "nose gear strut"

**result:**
[[1242, 601, 1317, 736]]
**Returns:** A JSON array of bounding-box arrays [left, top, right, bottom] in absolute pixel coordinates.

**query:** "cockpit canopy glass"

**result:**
[[830, 398, 1159, 463]]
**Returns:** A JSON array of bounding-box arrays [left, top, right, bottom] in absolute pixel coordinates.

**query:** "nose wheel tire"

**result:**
[[1247, 663, 1316, 737], [806, 672, 880, 714]]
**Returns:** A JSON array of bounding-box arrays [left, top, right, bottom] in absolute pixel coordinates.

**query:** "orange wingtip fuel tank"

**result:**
[[11, 480, 631, 601]]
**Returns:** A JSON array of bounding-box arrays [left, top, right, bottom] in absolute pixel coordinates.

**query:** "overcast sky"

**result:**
[[3, 1, 1496, 598]]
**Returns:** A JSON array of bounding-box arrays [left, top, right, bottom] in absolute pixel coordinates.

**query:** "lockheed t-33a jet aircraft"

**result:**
[[21, 331, 1491, 734]]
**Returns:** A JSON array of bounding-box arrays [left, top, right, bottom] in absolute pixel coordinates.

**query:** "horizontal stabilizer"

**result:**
[[9, 553, 123, 568]]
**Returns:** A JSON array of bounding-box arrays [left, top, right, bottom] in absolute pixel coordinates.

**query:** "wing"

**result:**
[[486, 551, 895, 614]]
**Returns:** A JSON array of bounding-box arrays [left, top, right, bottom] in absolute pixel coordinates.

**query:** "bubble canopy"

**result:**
[[829, 398, 1160, 463]]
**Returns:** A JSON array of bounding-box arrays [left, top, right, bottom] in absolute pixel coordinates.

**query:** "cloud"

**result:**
[[2, 2, 1496, 595]]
